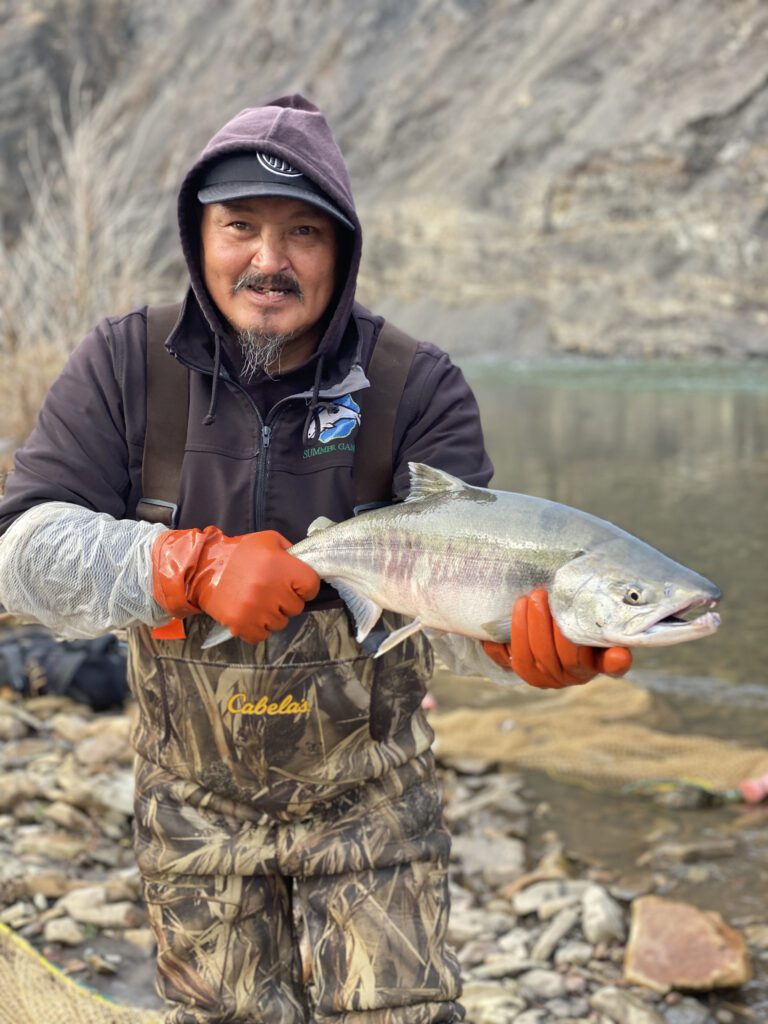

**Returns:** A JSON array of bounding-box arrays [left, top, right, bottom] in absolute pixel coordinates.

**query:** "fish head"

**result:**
[[548, 538, 721, 648]]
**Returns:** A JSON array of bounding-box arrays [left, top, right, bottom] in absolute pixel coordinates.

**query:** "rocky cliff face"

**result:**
[[2, 0, 767, 358]]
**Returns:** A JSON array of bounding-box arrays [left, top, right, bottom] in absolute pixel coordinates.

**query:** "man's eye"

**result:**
[[294, 225, 317, 236]]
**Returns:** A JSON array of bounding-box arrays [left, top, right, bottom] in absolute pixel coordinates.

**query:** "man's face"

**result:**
[[200, 196, 339, 369]]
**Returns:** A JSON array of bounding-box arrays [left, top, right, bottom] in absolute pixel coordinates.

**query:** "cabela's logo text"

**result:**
[[227, 693, 310, 716]]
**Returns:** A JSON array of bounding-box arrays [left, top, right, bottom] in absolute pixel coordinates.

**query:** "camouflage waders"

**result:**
[[129, 611, 464, 1023]]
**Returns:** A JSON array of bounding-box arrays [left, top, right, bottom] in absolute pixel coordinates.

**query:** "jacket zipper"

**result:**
[[254, 424, 272, 530], [219, 374, 290, 531]]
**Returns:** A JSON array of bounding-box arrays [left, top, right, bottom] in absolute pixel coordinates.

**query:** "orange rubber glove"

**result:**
[[151, 527, 320, 645], [482, 588, 632, 689]]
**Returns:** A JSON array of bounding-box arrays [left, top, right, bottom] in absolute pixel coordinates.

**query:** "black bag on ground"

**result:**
[[0, 625, 129, 710]]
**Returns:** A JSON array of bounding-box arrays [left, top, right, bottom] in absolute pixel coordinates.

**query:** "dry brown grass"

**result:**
[[0, 67, 186, 449]]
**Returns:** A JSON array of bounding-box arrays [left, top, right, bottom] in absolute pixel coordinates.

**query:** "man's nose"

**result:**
[[250, 234, 289, 274]]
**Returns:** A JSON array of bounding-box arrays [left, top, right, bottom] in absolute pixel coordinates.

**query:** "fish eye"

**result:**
[[623, 586, 644, 605]]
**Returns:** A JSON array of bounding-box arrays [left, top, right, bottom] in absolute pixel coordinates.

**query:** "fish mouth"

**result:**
[[614, 595, 721, 648]]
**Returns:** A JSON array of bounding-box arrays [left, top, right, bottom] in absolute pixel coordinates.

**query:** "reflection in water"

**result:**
[[465, 360, 768, 685]]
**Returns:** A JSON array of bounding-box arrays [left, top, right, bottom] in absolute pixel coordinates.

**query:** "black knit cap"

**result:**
[[197, 152, 354, 231]]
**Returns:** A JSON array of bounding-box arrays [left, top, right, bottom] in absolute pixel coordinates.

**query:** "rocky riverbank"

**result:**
[[0, 691, 765, 1023]]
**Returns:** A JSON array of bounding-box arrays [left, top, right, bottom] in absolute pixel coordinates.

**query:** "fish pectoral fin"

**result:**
[[373, 618, 424, 658], [201, 623, 233, 649], [481, 618, 511, 643], [329, 578, 382, 642], [405, 463, 471, 503], [307, 516, 336, 535]]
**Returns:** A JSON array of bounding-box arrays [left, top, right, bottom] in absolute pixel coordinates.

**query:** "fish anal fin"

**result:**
[[481, 618, 511, 644], [405, 463, 470, 504], [329, 578, 382, 642], [373, 618, 424, 658]]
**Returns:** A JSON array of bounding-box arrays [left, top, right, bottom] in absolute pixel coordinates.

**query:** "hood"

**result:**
[[176, 94, 362, 369]]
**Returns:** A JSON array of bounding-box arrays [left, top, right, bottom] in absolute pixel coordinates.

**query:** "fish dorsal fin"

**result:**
[[405, 463, 470, 504], [307, 516, 336, 536]]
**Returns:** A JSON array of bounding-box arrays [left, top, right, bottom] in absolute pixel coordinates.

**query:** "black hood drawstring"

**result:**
[[303, 353, 327, 442], [202, 333, 223, 426]]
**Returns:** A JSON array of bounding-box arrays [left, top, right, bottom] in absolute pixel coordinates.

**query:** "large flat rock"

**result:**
[[624, 895, 751, 993]]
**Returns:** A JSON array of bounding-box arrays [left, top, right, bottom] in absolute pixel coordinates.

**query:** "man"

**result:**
[[0, 95, 629, 1023]]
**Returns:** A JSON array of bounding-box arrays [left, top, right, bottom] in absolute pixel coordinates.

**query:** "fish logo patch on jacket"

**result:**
[[306, 394, 361, 444]]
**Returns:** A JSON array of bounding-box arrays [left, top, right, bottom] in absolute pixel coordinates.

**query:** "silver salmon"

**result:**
[[204, 463, 721, 654]]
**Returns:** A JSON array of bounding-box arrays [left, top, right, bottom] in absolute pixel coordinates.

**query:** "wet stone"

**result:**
[[513, 879, 591, 917], [74, 727, 132, 767], [530, 905, 581, 961], [456, 938, 498, 967], [609, 872, 657, 902], [517, 967, 568, 1000], [13, 830, 91, 861], [538, 893, 583, 919], [624, 896, 752, 993], [582, 884, 626, 944], [85, 951, 120, 975], [639, 838, 738, 867], [545, 995, 590, 1017], [44, 800, 96, 833], [510, 1011, 549, 1024], [49, 713, 90, 744], [497, 927, 530, 956], [460, 979, 526, 1023], [472, 954, 542, 979], [12, 799, 47, 823], [448, 907, 517, 944], [0, 714, 29, 742], [44, 916, 86, 946], [555, 941, 594, 967], [0, 900, 36, 928], [451, 832, 526, 888], [591, 985, 665, 1024], [662, 996, 718, 1024], [1, 737, 52, 767]]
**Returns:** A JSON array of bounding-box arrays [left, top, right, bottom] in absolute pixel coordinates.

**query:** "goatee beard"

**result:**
[[231, 269, 303, 380], [235, 327, 294, 381]]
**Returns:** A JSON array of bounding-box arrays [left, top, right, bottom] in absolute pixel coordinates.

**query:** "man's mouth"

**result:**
[[234, 274, 302, 301]]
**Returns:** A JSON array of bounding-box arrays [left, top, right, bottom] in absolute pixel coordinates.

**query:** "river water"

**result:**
[[464, 358, 768, 692]]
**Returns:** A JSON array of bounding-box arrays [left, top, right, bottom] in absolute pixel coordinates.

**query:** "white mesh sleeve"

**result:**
[[0, 502, 171, 638], [424, 628, 524, 687]]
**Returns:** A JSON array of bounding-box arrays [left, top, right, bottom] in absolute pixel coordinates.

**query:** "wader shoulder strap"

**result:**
[[136, 302, 186, 527], [353, 320, 418, 511]]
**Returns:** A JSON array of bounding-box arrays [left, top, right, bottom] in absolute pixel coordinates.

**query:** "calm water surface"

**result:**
[[464, 359, 768, 689]]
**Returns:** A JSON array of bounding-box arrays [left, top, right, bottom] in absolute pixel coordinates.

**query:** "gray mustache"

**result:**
[[233, 271, 303, 299]]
